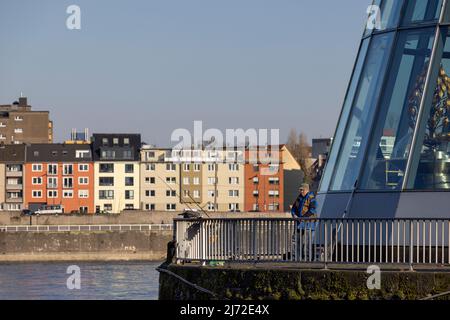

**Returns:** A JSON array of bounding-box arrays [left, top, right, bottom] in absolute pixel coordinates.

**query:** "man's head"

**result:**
[[299, 183, 310, 197]]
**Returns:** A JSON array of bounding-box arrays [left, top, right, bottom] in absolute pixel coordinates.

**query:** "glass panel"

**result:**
[[330, 33, 395, 191], [402, 0, 443, 25], [365, 0, 403, 36], [360, 28, 436, 190], [412, 29, 450, 189], [319, 39, 370, 192]]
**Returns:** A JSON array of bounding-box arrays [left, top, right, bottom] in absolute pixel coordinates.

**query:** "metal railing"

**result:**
[[0, 224, 173, 232], [174, 218, 450, 267]]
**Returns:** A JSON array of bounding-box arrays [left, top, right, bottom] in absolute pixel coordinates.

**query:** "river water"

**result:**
[[0, 261, 161, 300]]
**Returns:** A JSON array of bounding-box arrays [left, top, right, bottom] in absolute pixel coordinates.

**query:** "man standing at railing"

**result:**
[[290, 183, 317, 261]]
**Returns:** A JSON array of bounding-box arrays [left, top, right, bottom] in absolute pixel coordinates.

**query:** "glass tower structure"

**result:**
[[319, 0, 450, 218]]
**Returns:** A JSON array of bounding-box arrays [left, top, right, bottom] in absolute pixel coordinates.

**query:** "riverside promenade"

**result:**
[[159, 217, 450, 300]]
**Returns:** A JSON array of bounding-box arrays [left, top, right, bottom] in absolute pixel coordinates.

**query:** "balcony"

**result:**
[[6, 170, 23, 177], [6, 184, 23, 190], [5, 197, 23, 203]]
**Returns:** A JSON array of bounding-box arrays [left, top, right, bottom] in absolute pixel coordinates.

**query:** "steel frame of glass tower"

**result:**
[[318, 0, 450, 219]]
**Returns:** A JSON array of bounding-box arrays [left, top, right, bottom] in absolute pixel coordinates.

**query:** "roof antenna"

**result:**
[[20, 92, 24, 98]]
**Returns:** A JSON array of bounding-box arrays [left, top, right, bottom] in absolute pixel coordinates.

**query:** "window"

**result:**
[[147, 151, 155, 158], [145, 177, 156, 184], [229, 190, 239, 197], [183, 177, 189, 185], [228, 164, 239, 171], [76, 150, 90, 159], [145, 204, 156, 211], [99, 177, 114, 186], [330, 33, 395, 191], [48, 164, 58, 175], [268, 203, 280, 211], [63, 164, 73, 175], [253, 177, 259, 184], [102, 138, 108, 146], [364, 0, 403, 36], [14, 128, 23, 133], [113, 138, 119, 145], [79, 164, 89, 172], [228, 203, 239, 212], [208, 164, 216, 171], [166, 177, 176, 184], [193, 177, 200, 185], [32, 190, 42, 198], [101, 150, 116, 159], [208, 177, 217, 185], [268, 190, 279, 197], [32, 164, 42, 172], [99, 190, 114, 200], [409, 28, 450, 189], [166, 190, 176, 197], [319, 38, 370, 192], [207, 203, 217, 211], [78, 190, 89, 198], [401, 0, 443, 26], [124, 138, 130, 145], [146, 190, 156, 197], [146, 163, 156, 171], [166, 204, 176, 211], [125, 177, 134, 186], [229, 177, 239, 185], [125, 190, 134, 200], [166, 163, 176, 171], [125, 164, 134, 173], [123, 150, 132, 159], [99, 163, 114, 173], [32, 177, 42, 185], [48, 177, 58, 189], [48, 190, 58, 198], [104, 204, 113, 212], [63, 177, 73, 188], [63, 190, 74, 198], [183, 164, 190, 172], [268, 177, 279, 185], [361, 28, 436, 190], [193, 190, 200, 198], [193, 164, 201, 171], [208, 190, 216, 197], [183, 190, 190, 197], [14, 116, 23, 121], [79, 177, 89, 185]]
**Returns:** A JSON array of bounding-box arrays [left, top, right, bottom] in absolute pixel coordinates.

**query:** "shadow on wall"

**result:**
[[284, 169, 304, 212]]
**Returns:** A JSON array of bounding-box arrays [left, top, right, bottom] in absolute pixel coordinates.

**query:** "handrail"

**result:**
[[174, 218, 450, 267], [0, 224, 173, 232]]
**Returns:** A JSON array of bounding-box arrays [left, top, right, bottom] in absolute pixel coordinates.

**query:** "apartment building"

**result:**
[[0, 97, 53, 145], [140, 146, 181, 212], [0, 145, 26, 211], [244, 145, 302, 213], [24, 144, 94, 213], [92, 134, 141, 213], [200, 149, 245, 212]]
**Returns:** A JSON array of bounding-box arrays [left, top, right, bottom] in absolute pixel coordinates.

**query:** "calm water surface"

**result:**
[[0, 261, 161, 300]]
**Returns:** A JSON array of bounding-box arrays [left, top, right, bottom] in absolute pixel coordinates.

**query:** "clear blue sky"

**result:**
[[0, 0, 370, 146]]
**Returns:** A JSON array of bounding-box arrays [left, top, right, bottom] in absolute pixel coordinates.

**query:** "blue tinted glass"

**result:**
[[402, 0, 443, 25], [330, 33, 395, 191], [365, 0, 404, 36], [319, 39, 370, 192], [360, 28, 436, 190]]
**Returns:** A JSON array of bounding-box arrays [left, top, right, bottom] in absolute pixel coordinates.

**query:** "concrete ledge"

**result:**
[[0, 252, 165, 263], [159, 264, 450, 300]]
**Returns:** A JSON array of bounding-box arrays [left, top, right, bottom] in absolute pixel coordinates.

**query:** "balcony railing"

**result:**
[[174, 218, 450, 267]]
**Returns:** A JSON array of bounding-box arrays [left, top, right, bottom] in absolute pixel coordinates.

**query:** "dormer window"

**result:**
[[113, 138, 119, 145], [124, 138, 130, 145], [102, 138, 108, 146]]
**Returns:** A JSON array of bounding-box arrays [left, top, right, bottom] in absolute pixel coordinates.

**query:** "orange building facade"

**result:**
[[244, 146, 285, 212], [24, 144, 94, 214]]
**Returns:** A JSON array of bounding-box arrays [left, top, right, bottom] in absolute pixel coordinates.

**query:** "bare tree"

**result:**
[[286, 129, 315, 184]]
